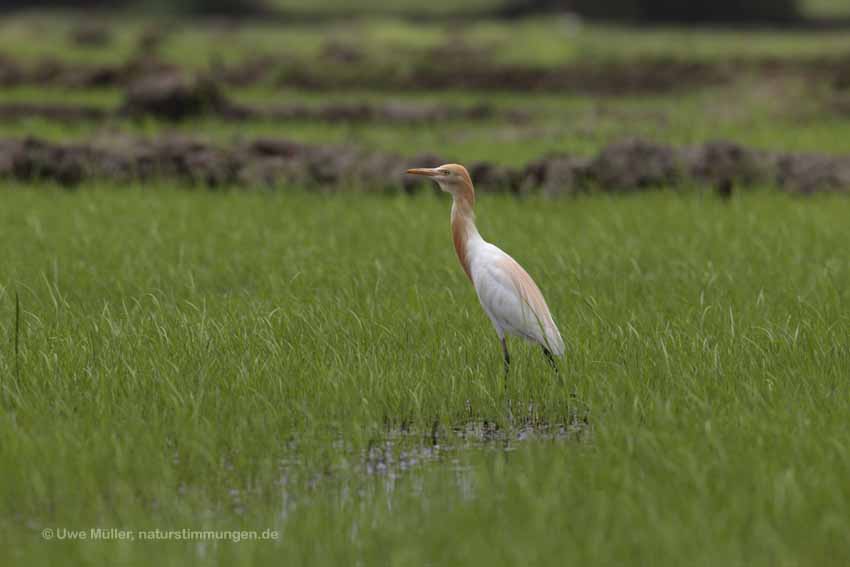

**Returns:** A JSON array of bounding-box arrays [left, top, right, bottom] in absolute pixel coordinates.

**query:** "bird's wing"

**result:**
[[473, 248, 564, 356]]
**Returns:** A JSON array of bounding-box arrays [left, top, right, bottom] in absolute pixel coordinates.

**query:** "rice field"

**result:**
[[2, 186, 849, 565], [2, 2, 850, 563]]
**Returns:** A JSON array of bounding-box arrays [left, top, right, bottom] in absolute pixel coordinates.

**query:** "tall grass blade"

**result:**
[[14, 290, 20, 380]]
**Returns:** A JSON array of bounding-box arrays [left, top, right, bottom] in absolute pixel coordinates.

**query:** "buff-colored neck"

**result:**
[[450, 183, 478, 281]]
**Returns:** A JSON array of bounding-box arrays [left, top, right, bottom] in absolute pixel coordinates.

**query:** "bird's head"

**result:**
[[406, 163, 474, 206]]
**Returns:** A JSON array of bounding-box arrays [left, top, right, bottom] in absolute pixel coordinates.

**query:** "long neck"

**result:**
[[450, 189, 479, 281]]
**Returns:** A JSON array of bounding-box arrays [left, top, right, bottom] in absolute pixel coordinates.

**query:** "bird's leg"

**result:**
[[542, 347, 559, 376], [501, 338, 513, 422], [501, 337, 511, 379]]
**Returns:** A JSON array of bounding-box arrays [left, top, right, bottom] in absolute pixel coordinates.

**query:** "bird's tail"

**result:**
[[529, 305, 565, 357], [545, 322, 565, 357]]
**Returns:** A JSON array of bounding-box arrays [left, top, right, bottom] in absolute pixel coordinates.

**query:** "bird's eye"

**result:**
[[439, 169, 450, 175]]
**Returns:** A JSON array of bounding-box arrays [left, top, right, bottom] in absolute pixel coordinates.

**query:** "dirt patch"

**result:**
[[406, 58, 730, 94], [121, 72, 233, 121], [136, 25, 169, 54], [4, 52, 850, 94], [1, 138, 90, 187], [255, 101, 527, 123], [0, 55, 178, 89], [271, 57, 730, 94], [524, 139, 850, 195], [0, 90, 526, 124], [0, 134, 847, 194], [0, 103, 109, 121], [68, 23, 113, 48], [587, 138, 681, 189], [776, 153, 850, 194], [684, 140, 777, 185], [320, 40, 366, 65]]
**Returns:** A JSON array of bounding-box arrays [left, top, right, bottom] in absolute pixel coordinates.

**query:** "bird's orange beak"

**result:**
[[406, 168, 439, 177]]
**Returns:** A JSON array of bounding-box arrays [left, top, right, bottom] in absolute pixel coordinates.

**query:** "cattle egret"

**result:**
[[406, 164, 564, 376]]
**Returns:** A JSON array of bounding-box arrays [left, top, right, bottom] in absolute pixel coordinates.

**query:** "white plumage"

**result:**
[[406, 163, 564, 374], [466, 228, 564, 355]]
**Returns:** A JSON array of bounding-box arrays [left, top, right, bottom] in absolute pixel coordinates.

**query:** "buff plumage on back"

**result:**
[[496, 256, 565, 356]]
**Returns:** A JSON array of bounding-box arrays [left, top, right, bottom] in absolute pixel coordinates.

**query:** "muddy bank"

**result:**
[[0, 55, 175, 89], [0, 100, 521, 124], [276, 57, 732, 94], [3, 51, 850, 94], [0, 73, 526, 123], [261, 47, 850, 94], [524, 139, 850, 195], [0, 135, 847, 194]]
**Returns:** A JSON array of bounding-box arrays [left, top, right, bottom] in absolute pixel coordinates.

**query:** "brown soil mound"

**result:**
[[0, 103, 109, 121], [0, 97, 525, 124], [3, 52, 849, 94], [68, 23, 113, 48], [121, 72, 233, 121], [1, 135, 847, 194]]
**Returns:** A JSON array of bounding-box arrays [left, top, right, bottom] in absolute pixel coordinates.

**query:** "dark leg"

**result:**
[[542, 347, 559, 376], [502, 338, 513, 420]]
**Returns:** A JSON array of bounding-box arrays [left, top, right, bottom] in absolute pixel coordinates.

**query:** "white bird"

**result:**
[[406, 164, 564, 376]]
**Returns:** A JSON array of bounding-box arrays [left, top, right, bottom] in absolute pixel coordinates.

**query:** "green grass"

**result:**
[[2, 14, 850, 68], [0, 87, 119, 107], [802, 0, 850, 18], [2, 186, 850, 565], [272, 0, 850, 19]]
